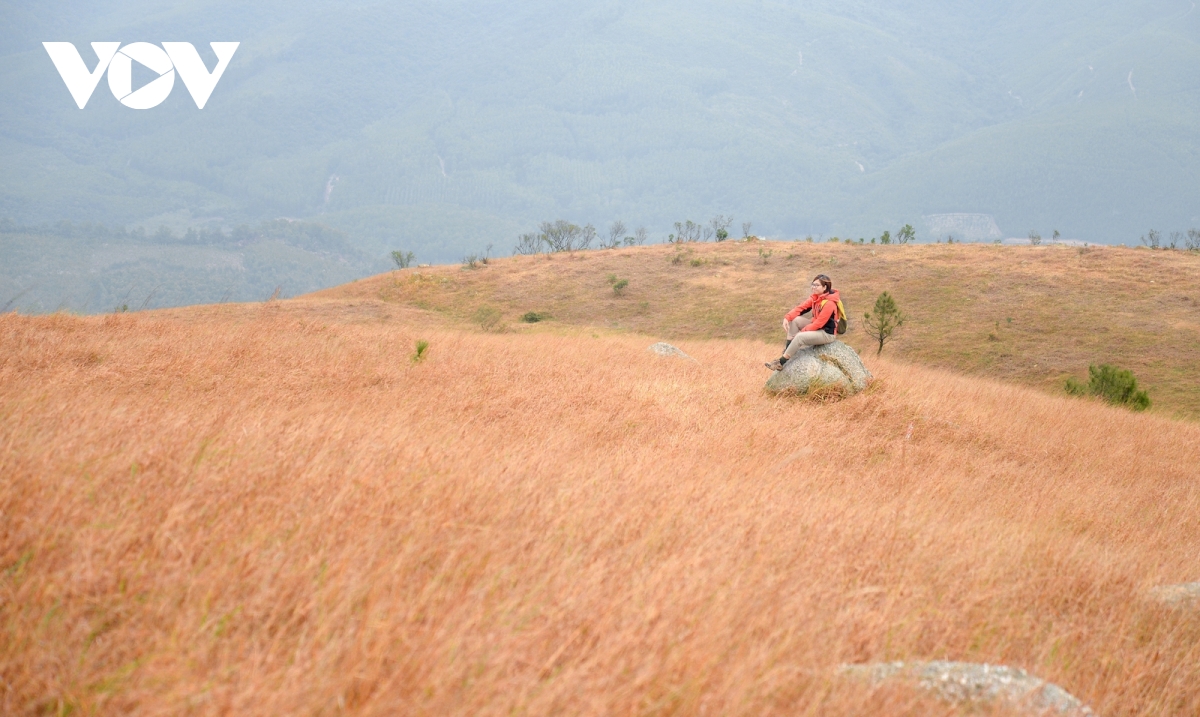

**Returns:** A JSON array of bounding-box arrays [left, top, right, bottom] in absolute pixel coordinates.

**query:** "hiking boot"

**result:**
[[764, 356, 787, 371]]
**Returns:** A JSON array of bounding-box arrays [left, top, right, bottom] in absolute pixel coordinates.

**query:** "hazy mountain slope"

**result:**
[[1, 0, 1197, 265], [0, 219, 380, 312], [847, 1, 1200, 238], [853, 97, 1200, 238]]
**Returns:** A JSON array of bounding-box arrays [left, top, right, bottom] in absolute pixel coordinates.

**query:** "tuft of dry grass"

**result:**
[[323, 242, 1200, 419], [3, 301, 1200, 715]]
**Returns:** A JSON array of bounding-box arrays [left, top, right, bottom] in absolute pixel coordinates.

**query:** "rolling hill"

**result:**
[[3, 245, 1200, 714], [319, 239, 1200, 420]]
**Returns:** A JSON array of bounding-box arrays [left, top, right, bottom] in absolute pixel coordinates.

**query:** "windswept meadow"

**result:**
[[3, 241, 1200, 715], [332, 240, 1200, 417]]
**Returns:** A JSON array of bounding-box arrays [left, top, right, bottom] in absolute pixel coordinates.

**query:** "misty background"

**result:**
[[2, 0, 1198, 312]]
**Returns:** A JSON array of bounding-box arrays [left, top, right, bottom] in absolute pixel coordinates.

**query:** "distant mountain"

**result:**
[[0, 218, 381, 313], [2, 0, 1198, 268]]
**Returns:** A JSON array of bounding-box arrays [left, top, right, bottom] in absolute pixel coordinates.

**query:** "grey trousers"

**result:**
[[784, 316, 836, 357]]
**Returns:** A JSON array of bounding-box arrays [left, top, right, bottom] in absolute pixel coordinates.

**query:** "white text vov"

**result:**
[[43, 42, 239, 109]]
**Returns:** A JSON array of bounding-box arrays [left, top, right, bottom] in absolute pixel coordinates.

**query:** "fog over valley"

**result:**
[[2, 0, 1198, 309]]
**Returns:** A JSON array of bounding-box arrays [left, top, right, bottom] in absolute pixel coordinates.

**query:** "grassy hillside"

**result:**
[[319, 240, 1200, 419], [3, 294, 1200, 714]]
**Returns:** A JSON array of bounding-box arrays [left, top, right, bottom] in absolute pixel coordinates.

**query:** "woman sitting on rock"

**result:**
[[765, 273, 840, 371]]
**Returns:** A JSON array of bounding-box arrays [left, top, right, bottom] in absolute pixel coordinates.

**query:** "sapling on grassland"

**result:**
[[473, 305, 502, 331], [1065, 364, 1150, 411], [391, 250, 415, 269], [604, 220, 627, 249], [672, 220, 704, 243], [863, 291, 905, 355], [538, 220, 596, 252], [411, 340, 429, 363], [513, 233, 543, 255], [479, 220, 649, 256], [709, 215, 733, 242], [1187, 229, 1200, 251]]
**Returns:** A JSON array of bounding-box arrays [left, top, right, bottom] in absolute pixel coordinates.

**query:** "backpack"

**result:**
[[818, 297, 848, 334]]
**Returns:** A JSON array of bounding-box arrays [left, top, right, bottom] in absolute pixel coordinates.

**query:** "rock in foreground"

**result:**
[[1149, 582, 1200, 607], [764, 341, 871, 397], [648, 342, 694, 360], [840, 661, 1095, 716]]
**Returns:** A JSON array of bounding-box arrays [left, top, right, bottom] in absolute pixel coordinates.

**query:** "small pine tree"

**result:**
[[411, 340, 429, 363], [1065, 364, 1150, 411], [863, 291, 905, 355]]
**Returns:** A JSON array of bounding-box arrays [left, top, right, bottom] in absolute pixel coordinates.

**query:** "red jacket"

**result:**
[[786, 289, 840, 333]]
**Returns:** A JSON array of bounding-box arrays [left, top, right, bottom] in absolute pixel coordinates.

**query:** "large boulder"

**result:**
[[764, 340, 871, 397]]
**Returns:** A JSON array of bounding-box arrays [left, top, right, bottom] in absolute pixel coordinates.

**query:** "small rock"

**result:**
[[1148, 582, 1200, 606], [765, 340, 871, 398], [648, 342, 693, 360], [840, 661, 1095, 716]]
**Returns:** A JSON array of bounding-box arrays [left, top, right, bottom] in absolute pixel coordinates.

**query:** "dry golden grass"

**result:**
[[324, 242, 1200, 419], [3, 294, 1199, 715]]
